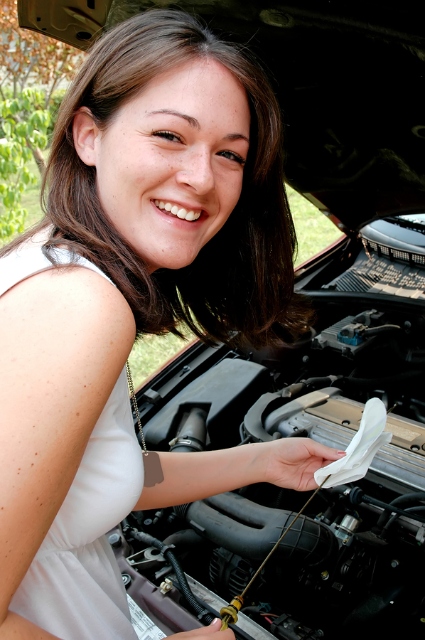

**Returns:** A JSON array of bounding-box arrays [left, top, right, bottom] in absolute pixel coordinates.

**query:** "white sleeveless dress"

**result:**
[[2, 237, 144, 639]]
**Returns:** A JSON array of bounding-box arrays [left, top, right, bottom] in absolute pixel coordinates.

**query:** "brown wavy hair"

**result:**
[[3, 8, 312, 347]]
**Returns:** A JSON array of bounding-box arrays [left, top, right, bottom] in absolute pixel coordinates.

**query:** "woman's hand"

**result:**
[[262, 438, 345, 492], [171, 618, 235, 638]]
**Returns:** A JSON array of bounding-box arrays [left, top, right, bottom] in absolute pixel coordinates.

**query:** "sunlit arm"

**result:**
[[0, 267, 135, 639], [135, 439, 345, 510]]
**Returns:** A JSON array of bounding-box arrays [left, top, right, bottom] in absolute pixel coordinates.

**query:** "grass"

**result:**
[[289, 189, 343, 267], [21, 178, 44, 228], [128, 330, 194, 385], [5, 163, 343, 387]]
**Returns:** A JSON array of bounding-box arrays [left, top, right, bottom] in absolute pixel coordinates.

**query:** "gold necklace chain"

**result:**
[[126, 361, 148, 456]]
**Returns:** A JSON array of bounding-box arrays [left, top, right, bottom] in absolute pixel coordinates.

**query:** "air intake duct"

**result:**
[[184, 492, 337, 567]]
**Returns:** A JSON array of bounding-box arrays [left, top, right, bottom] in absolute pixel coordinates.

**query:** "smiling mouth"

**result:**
[[154, 200, 201, 222]]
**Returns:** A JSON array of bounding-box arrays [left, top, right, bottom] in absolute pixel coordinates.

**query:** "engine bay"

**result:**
[[112, 238, 425, 640]]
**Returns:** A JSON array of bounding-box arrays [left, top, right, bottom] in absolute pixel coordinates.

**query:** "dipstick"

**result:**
[[219, 475, 331, 630]]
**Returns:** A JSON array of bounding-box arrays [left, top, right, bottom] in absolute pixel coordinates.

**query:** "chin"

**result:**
[[150, 254, 198, 272]]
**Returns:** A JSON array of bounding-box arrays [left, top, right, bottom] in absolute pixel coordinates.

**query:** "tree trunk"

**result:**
[[32, 147, 46, 176]]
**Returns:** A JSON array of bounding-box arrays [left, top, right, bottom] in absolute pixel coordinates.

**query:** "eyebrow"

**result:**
[[147, 109, 250, 143]]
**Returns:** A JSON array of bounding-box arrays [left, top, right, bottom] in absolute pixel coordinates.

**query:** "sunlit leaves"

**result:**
[[0, 88, 50, 240], [0, 0, 82, 241]]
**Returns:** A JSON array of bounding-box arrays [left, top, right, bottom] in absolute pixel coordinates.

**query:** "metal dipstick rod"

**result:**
[[219, 474, 331, 631]]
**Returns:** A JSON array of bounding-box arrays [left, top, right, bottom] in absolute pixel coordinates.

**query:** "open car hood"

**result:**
[[14, 4, 425, 640], [18, 0, 425, 232]]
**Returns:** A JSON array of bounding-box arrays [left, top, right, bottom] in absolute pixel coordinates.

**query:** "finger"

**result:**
[[308, 440, 346, 461]]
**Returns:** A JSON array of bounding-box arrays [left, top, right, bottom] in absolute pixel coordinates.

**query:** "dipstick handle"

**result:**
[[219, 596, 243, 630]]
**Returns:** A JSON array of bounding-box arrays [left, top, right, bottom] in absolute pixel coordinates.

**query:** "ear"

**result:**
[[73, 107, 99, 167]]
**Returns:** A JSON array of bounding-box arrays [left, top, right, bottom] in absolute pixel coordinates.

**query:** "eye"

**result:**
[[217, 150, 246, 166], [152, 130, 183, 143]]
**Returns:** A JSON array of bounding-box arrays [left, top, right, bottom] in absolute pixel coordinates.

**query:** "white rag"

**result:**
[[314, 397, 392, 488]]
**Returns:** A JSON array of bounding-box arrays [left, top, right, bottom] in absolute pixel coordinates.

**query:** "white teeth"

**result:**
[[154, 200, 201, 222]]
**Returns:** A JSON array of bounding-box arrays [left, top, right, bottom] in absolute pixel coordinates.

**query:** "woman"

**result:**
[[0, 9, 344, 640]]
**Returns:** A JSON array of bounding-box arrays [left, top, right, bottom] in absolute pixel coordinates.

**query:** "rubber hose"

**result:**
[[162, 529, 205, 549], [132, 529, 214, 625], [376, 491, 425, 528], [383, 505, 425, 531]]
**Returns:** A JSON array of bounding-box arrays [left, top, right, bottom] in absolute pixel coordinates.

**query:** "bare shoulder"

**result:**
[[0, 264, 136, 421], [0, 264, 136, 352], [1, 263, 134, 323], [0, 265, 137, 613]]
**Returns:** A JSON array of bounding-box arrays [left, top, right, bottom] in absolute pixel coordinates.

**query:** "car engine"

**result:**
[[108, 225, 425, 639], [110, 260, 425, 640]]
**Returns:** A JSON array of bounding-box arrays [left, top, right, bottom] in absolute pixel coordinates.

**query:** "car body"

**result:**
[[17, 2, 425, 639]]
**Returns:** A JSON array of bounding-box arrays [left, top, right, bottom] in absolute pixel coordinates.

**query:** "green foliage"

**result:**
[[46, 89, 66, 138], [0, 0, 80, 240], [0, 87, 54, 241]]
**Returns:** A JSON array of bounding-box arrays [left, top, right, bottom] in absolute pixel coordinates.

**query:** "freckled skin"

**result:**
[[73, 58, 251, 272], [0, 265, 136, 633]]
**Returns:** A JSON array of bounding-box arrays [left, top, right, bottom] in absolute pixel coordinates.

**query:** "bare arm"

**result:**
[[0, 266, 135, 637], [136, 439, 345, 510], [0, 267, 234, 640]]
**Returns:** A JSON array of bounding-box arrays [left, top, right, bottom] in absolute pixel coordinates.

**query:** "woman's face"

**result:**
[[74, 58, 251, 272]]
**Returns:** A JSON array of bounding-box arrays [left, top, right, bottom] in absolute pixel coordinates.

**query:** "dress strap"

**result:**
[[0, 242, 113, 298]]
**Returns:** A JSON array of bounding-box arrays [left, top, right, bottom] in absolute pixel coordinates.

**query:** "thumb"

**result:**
[[204, 619, 235, 637], [206, 618, 235, 635], [170, 619, 235, 638], [206, 618, 222, 632]]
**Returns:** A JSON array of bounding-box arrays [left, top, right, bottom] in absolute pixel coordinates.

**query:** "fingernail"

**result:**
[[210, 618, 221, 626]]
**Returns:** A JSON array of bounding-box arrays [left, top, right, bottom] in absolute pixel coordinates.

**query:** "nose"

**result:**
[[176, 146, 215, 195]]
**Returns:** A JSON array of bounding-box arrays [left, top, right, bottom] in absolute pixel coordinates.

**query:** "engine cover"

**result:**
[[263, 388, 425, 490]]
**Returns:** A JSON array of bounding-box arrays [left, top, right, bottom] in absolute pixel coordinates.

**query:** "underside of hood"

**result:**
[[17, 0, 425, 231]]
